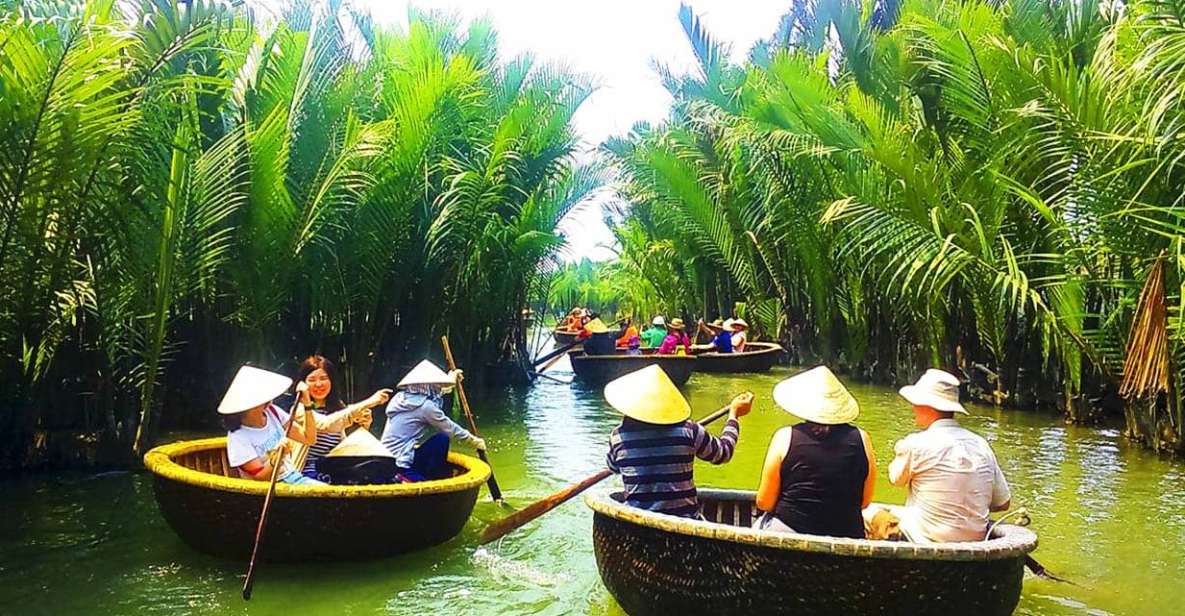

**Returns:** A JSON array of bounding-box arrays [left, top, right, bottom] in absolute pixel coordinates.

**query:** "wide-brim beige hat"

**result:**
[[604, 365, 690, 425], [397, 360, 455, 388], [899, 369, 967, 414], [326, 429, 395, 459], [668, 318, 686, 330], [772, 366, 859, 425], [728, 318, 749, 330], [217, 365, 293, 415]]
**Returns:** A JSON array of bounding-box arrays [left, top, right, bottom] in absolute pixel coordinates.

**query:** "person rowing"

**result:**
[[753, 366, 876, 538], [381, 360, 487, 482], [604, 365, 753, 518], [692, 318, 732, 354], [220, 366, 323, 486]]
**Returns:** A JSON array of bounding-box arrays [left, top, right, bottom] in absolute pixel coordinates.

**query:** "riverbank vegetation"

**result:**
[[0, 0, 602, 468], [610, 0, 1183, 452]]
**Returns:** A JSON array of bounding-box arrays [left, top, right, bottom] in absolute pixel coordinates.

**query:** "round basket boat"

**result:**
[[143, 438, 490, 561], [694, 341, 783, 373], [569, 350, 697, 386], [587, 489, 1037, 616], [553, 329, 581, 346]]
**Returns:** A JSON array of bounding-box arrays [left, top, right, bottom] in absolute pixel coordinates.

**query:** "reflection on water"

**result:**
[[1, 366, 1183, 615]]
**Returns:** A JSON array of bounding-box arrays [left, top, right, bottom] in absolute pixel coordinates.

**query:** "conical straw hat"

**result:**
[[772, 366, 859, 425], [396, 360, 455, 388], [584, 318, 610, 334], [326, 429, 395, 459], [604, 365, 690, 425], [217, 366, 293, 415]]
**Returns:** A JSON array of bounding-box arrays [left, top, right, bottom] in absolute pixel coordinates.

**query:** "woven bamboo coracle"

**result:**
[[569, 350, 697, 386], [692, 342, 784, 374], [586, 489, 1037, 616], [143, 438, 489, 561]]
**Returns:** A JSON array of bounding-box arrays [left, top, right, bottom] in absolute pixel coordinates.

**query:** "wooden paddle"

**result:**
[[442, 336, 504, 503], [241, 389, 306, 600], [479, 402, 735, 545]]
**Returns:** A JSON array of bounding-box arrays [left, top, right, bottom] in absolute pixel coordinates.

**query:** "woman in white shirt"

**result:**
[[220, 365, 322, 486], [727, 318, 749, 352]]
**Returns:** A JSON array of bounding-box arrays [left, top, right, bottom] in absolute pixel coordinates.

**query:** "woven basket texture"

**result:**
[[588, 489, 1034, 616]]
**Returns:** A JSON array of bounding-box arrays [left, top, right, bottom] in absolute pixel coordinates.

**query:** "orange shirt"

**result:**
[[616, 325, 639, 348]]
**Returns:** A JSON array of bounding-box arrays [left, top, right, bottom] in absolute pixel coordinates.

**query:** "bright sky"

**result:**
[[361, 1, 791, 261]]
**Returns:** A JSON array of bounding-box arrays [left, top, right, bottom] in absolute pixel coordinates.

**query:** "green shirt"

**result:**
[[640, 326, 667, 348]]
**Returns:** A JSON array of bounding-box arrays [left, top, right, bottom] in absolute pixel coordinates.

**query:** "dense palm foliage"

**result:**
[[0, 0, 602, 467], [613, 0, 1184, 452]]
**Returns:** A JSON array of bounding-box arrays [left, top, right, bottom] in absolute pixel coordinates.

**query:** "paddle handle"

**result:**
[[242, 391, 304, 600], [442, 336, 503, 502], [531, 339, 581, 368], [479, 402, 734, 545]]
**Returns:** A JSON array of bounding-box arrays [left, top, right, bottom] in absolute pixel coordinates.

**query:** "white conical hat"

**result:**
[[326, 429, 395, 459], [604, 365, 691, 425], [217, 365, 292, 415], [396, 360, 455, 388], [772, 366, 859, 425]]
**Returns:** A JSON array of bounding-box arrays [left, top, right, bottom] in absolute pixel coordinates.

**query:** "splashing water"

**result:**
[[471, 548, 573, 587]]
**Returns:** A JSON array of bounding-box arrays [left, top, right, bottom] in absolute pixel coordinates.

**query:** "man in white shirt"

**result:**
[[878, 369, 1011, 542]]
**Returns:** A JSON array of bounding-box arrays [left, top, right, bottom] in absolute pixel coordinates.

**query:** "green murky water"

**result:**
[[2, 362, 1182, 615]]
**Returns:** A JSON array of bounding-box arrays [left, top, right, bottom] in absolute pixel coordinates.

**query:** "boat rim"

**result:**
[[586, 488, 1037, 561], [697, 341, 784, 358], [144, 437, 491, 498], [572, 352, 697, 361]]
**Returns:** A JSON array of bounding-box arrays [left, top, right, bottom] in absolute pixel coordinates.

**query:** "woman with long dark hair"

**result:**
[[293, 355, 392, 482]]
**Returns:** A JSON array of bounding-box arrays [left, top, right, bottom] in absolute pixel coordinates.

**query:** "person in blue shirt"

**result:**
[[693, 318, 733, 353], [381, 360, 486, 482]]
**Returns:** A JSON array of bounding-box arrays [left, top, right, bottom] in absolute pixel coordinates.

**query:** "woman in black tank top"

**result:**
[[754, 367, 877, 538]]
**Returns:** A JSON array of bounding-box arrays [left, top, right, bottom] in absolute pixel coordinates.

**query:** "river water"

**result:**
[[1, 364, 1182, 615]]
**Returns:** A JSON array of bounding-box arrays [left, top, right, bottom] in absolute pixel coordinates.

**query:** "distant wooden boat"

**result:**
[[569, 349, 696, 386], [553, 329, 581, 346], [587, 489, 1037, 616], [553, 328, 624, 346], [143, 437, 490, 561], [693, 341, 783, 373]]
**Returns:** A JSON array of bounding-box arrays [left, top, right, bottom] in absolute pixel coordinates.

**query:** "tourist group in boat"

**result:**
[[215, 351, 1010, 544], [560, 306, 750, 356], [603, 364, 1011, 543], [219, 356, 485, 487]]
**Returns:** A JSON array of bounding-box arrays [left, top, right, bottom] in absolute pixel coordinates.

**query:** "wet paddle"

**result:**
[[1025, 555, 1078, 585], [479, 402, 735, 545], [241, 389, 306, 600], [442, 336, 504, 504]]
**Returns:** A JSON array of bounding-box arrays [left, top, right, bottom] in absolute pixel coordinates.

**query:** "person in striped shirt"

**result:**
[[291, 355, 392, 482], [603, 365, 754, 518]]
